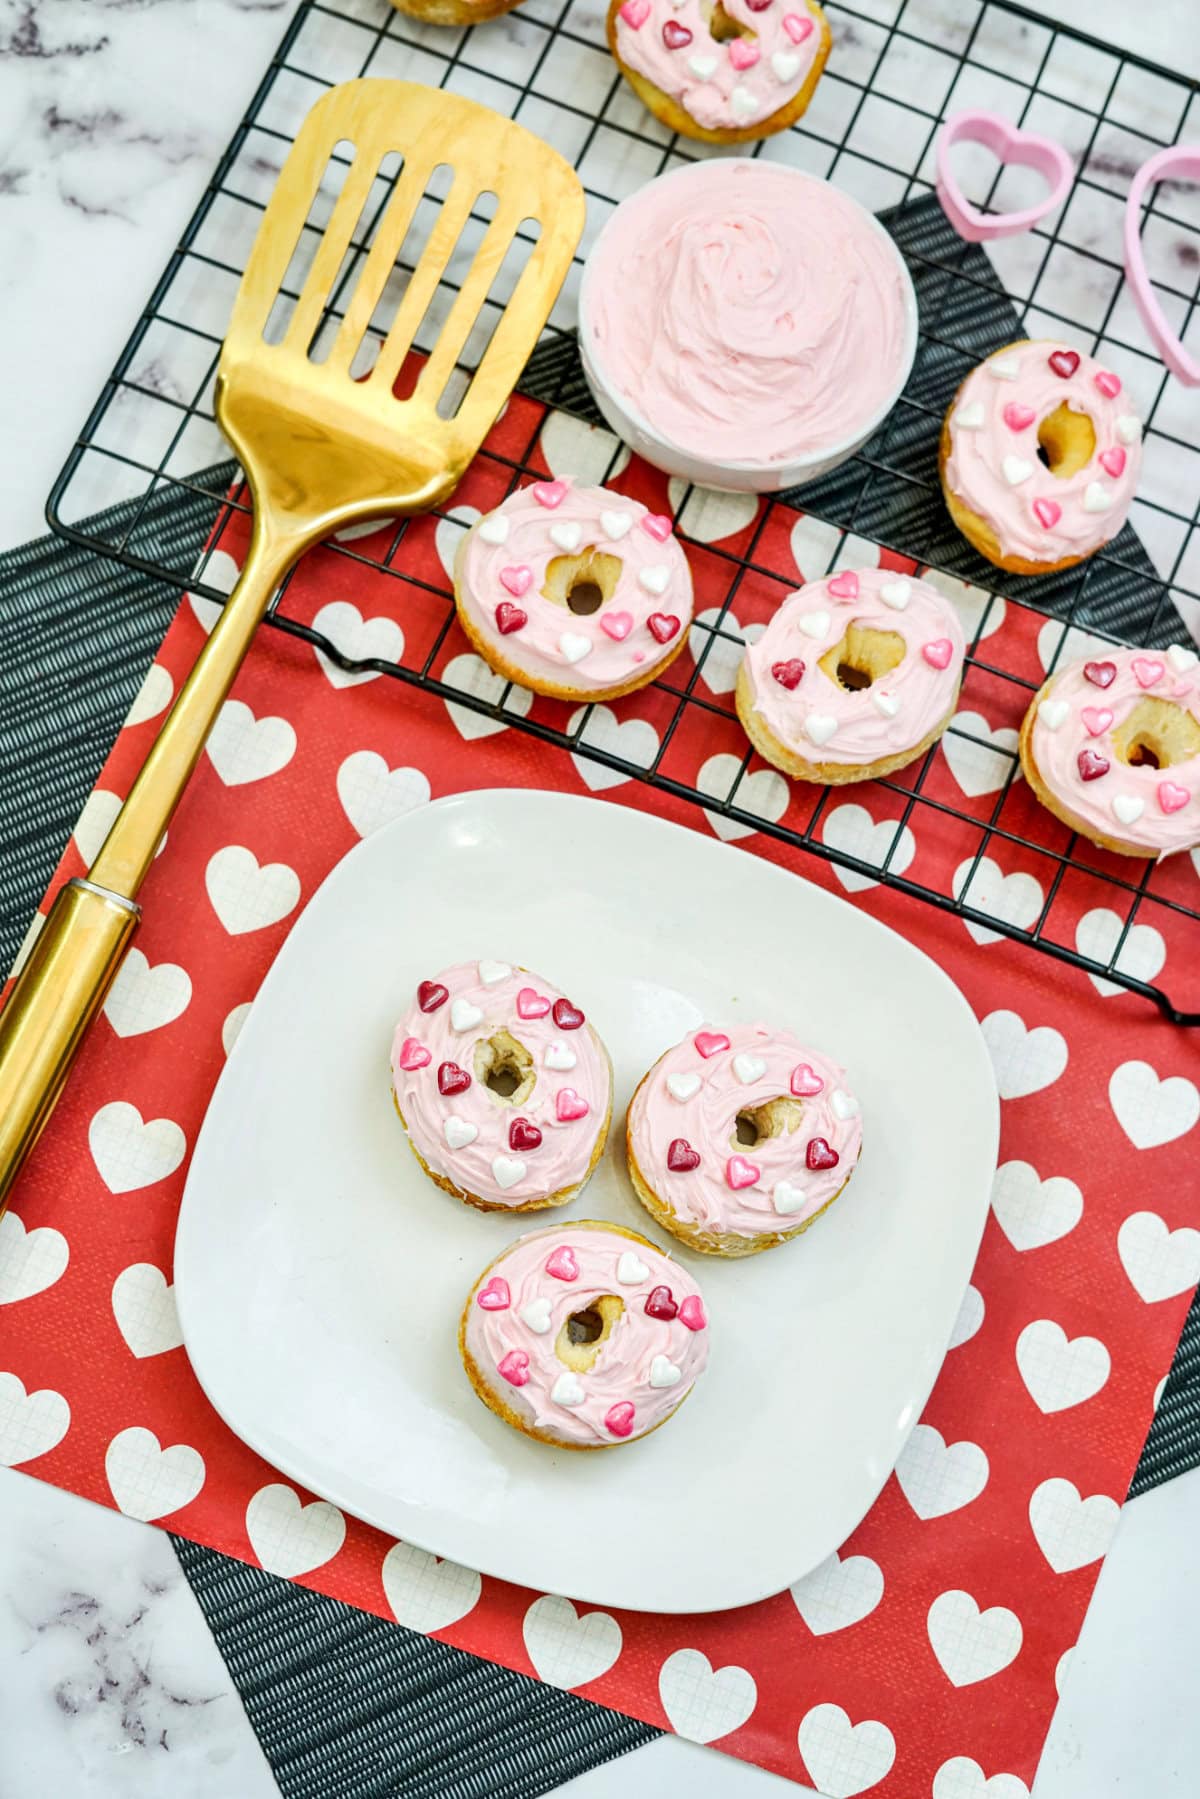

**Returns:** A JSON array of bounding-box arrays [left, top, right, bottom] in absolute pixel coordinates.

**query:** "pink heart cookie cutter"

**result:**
[[936, 111, 1075, 244], [1124, 144, 1200, 387]]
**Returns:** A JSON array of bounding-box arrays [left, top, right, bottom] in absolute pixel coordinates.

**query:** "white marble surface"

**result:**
[[3, 1, 1200, 1796]]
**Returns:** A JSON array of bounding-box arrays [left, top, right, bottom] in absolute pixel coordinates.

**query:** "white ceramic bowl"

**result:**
[[578, 161, 919, 495]]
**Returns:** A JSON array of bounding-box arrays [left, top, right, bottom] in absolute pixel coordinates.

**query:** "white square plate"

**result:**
[[176, 789, 997, 1613]]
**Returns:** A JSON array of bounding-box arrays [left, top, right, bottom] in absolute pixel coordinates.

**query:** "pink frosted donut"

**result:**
[[452, 477, 693, 701], [626, 1024, 863, 1256], [941, 340, 1143, 573], [736, 566, 966, 782], [460, 1222, 709, 1449], [390, 960, 613, 1212], [1020, 643, 1200, 858]]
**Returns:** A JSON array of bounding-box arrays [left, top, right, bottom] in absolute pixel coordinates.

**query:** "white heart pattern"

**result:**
[[933, 1756, 1030, 1799], [88, 1101, 186, 1195], [381, 1540, 482, 1632], [187, 548, 239, 632], [1016, 1319, 1110, 1413], [0, 1211, 69, 1306], [103, 949, 192, 1039], [443, 652, 533, 741], [105, 1425, 205, 1520], [567, 704, 660, 793], [991, 1160, 1082, 1251], [697, 754, 788, 842], [1075, 907, 1165, 997], [312, 601, 404, 689], [927, 1589, 1023, 1687], [246, 1482, 347, 1578], [435, 505, 481, 577], [688, 606, 765, 696], [206, 845, 300, 936], [111, 1263, 184, 1358], [798, 1703, 896, 1796], [1029, 1477, 1120, 1573], [952, 855, 1043, 945], [206, 698, 296, 786], [666, 480, 758, 544], [789, 1550, 883, 1636], [895, 1423, 989, 1519], [124, 661, 173, 728], [942, 711, 1021, 798], [658, 1648, 757, 1744], [1108, 1060, 1199, 1149], [949, 1283, 985, 1349], [0, 1372, 70, 1466], [1117, 1210, 1200, 1302], [980, 1010, 1068, 1099], [523, 1595, 623, 1689], [789, 514, 842, 579], [538, 410, 630, 486], [336, 751, 431, 838], [821, 803, 916, 894], [222, 1002, 252, 1056]]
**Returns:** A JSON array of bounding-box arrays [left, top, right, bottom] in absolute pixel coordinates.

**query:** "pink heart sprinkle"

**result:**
[[1080, 706, 1113, 736], [476, 1277, 510, 1311], [1099, 447, 1127, 478], [641, 513, 673, 542], [600, 610, 634, 641], [1002, 402, 1037, 432], [397, 1036, 431, 1071], [728, 36, 759, 68], [497, 1350, 530, 1386], [726, 1154, 760, 1191], [517, 987, 551, 1019], [922, 639, 954, 670], [499, 565, 532, 597], [1159, 780, 1191, 814], [694, 1030, 731, 1059], [1132, 656, 1164, 689], [806, 1136, 839, 1171], [783, 12, 813, 41], [618, 0, 649, 22], [545, 1245, 579, 1281], [531, 479, 568, 508], [556, 1087, 590, 1122], [1084, 660, 1117, 688], [1094, 369, 1122, 398], [678, 1295, 707, 1333], [662, 19, 692, 47], [647, 613, 680, 644], [1032, 497, 1062, 530], [790, 1062, 825, 1097], [827, 570, 859, 600], [605, 1401, 636, 1438]]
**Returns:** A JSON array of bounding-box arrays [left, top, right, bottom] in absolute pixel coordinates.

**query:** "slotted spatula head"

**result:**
[[215, 80, 586, 543]]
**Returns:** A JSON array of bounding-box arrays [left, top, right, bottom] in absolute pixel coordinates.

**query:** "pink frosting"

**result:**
[[582, 161, 913, 468], [1030, 645, 1200, 855], [742, 567, 965, 765], [945, 341, 1143, 565], [391, 961, 611, 1208], [464, 1225, 709, 1446], [614, 0, 823, 134], [457, 479, 692, 692], [628, 1024, 862, 1239]]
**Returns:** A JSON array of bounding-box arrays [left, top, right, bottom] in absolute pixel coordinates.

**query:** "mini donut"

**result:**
[[940, 340, 1143, 574], [607, 0, 830, 145], [460, 1221, 709, 1449], [626, 1024, 862, 1256], [453, 477, 693, 701], [1019, 644, 1200, 858], [735, 566, 965, 783], [391, 960, 612, 1212], [389, 0, 519, 25]]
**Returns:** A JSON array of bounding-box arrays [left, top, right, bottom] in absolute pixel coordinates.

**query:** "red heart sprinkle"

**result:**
[[552, 998, 585, 1030], [1159, 780, 1191, 814], [438, 1061, 471, 1096], [545, 1245, 578, 1281], [662, 19, 692, 46], [678, 1295, 707, 1332], [517, 987, 551, 1019], [827, 570, 859, 600], [1003, 402, 1036, 432], [645, 1285, 678, 1320], [1033, 497, 1062, 530], [806, 1137, 839, 1171], [556, 1088, 590, 1122], [476, 1277, 510, 1311], [495, 602, 527, 635], [1095, 369, 1122, 398], [641, 514, 673, 542], [1083, 660, 1117, 688], [531, 479, 568, 508], [605, 1401, 636, 1438], [791, 1062, 825, 1097], [667, 1138, 701, 1172], [745, 0, 773, 9], [1099, 447, 1127, 478], [1077, 749, 1110, 781], [772, 659, 806, 689], [1048, 349, 1080, 378], [417, 981, 448, 1012], [694, 1030, 730, 1058], [497, 1350, 530, 1386], [922, 639, 954, 670], [509, 1117, 542, 1151], [397, 1037, 431, 1072], [1080, 706, 1113, 736], [647, 613, 681, 643]]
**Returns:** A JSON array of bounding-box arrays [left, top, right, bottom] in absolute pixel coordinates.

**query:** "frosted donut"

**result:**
[[940, 340, 1143, 574], [735, 566, 965, 783], [453, 477, 693, 701], [626, 1024, 862, 1256], [389, 0, 519, 25], [460, 1222, 709, 1449], [608, 0, 830, 144], [1019, 644, 1200, 859], [391, 960, 612, 1211]]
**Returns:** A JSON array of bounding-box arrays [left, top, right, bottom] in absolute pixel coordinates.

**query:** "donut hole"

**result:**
[[543, 550, 623, 616], [731, 1096, 805, 1151], [473, 1029, 535, 1106], [1036, 403, 1096, 480], [819, 623, 906, 694], [1111, 697, 1200, 771], [555, 1294, 624, 1373], [705, 1, 755, 42]]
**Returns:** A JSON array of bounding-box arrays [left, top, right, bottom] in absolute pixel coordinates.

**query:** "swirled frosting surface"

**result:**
[[614, 0, 823, 134]]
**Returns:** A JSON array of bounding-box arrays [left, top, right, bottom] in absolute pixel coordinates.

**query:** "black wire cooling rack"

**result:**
[[44, 0, 1200, 1022]]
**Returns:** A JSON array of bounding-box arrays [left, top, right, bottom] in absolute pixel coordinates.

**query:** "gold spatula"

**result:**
[[0, 79, 585, 1211]]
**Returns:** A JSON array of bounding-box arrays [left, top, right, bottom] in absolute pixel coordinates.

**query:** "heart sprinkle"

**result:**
[[1116, 415, 1141, 445], [517, 987, 551, 1019], [733, 1052, 768, 1083], [806, 1137, 839, 1171], [1003, 403, 1037, 432], [1168, 643, 1199, 673], [617, 1252, 649, 1285], [437, 1061, 471, 1096], [1099, 447, 1127, 478], [688, 53, 718, 78], [1038, 699, 1069, 730], [667, 1138, 701, 1171], [1094, 369, 1122, 398], [726, 1153, 760, 1190], [880, 579, 911, 610], [783, 11, 813, 40], [1132, 656, 1164, 689], [771, 50, 800, 79], [601, 511, 632, 540], [397, 1037, 431, 1071], [450, 998, 483, 1032], [648, 613, 681, 644], [618, 0, 649, 21], [559, 633, 591, 664], [552, 1372, 585, 1406], [728, 36, 759, 68], [955, 403, 985, 429], [1033, 498, 1062, 530], [509, 1117, 542, 1152], [678, 1296, 707, 1332], [773, 1181, 808, 1216], [499, 565, 532, 597], [791, 1062, 824, 1096], [1002, 454, 1033, 486], [645, 1285, 678, 1320], [831, 1088, 860, 1120], [605, 1401, 636, 1438], [1084, 660, 1117, 688], [805, 713, 838, 745], [417, 980, 448, 1012], [694, 1030, 731, 1058], [1112, 793, 1145, 825], [989, 356, 1020, 381], [666, 1072, 700, 1101], [521, 1297, 552, 1333], [1049, 348, 1080, 379], [531, 479, 568, 508], [545, 1246, 579, 1281], [1083, 481, 1113, 514], [497, 1350, 530, 1386], [555, 1088, 590, 1122], [495, 602, 527, 635], [444, 1116, 477, 1150], [649, 1355, 682, 1389], [798, 609, 831, 639], [922, 639, 954, 670], [552, 998, 585, 1031], [600, 610, 634, 641], [639, 565, 670, 596], [1077, 749, 1110, 781], [476, 1277, 510, 1311], [662, 18, 692, 46], [1080, 706, 1113, 736], [873, 690, 900, 718], [827, 570, 859, 600], [1159, 781, 1191, 814], [545, 1042, 576, 1071], [772, 658, 806, 689], [491, 1154, 525, 1190], [641, 513, 673, 542], [549, 522, 582, 553], [478, 960, 510, 985]]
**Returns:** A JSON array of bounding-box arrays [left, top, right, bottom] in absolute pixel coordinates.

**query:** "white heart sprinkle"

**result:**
[[667, 1072, 701, 1101], [478, 959, 511, 985], [873, 690, 900, 718], [451, 998, 483, 1032], [805, 713, 838, 746], [688, 54, 718, 79], [1039, 699, 1069, 730], [478, 513, 509, 545], [955, 402, 986, 429], [552, 1372, 585, 1406], [733, 1053, 767, 1084], [559, 633, 592, 664], [799, 609, 831, 639], [545, 1042, 577, 1071], [639, 565, 670, 595], [771, 51, 800, 80], [880, 579, 911, 610], [990, 355, 1020, 381], [831, 1088, 859, 1120], [491, 1154, 526, 1190], [773, 1181, 808, 1216], [729, 86, 758, 119], [444, 1116, 477, 1150], [1002, 455, 1033, 486], [1116, 415, 1141, 445], [649, 1355, 682, 1389], [1084, 481, 1113, 513], [1112, 793, 1145, 825], [601, 510, 632, 540], [617, 1252, 650, 1285], [1167, 642, 1198, 673], [521, 1297, 552, 1334], [550, 522, 582, 553]]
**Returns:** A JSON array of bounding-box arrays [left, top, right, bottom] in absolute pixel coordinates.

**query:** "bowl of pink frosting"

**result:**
[[578, 160, 918, 493]]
